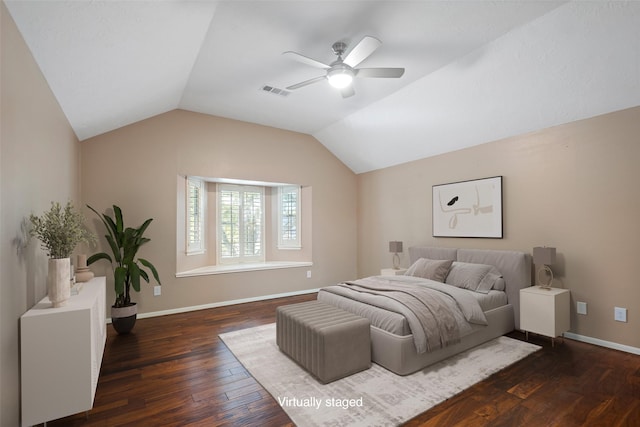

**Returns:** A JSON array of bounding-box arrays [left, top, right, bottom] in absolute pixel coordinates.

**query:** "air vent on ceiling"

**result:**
[[261, 85, 291, 97]]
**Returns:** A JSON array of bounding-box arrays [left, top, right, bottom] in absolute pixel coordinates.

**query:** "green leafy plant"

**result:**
[[87, 205, 161, 308], [30, 201, 95, 259]]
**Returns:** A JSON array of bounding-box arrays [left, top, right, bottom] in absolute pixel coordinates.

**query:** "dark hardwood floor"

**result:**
[[45, 293, 640, 427]]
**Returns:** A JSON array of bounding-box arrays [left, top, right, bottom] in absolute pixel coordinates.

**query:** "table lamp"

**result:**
[[389, 241, 403, 269], [533, 246, 556, 289]]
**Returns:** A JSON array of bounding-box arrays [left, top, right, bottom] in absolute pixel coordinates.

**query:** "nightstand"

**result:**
[[520, 286, 570, 346], [380, 268, 407, 276]]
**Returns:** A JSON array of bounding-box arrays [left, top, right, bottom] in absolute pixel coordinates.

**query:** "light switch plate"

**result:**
[[577, 301, 587, 315], [154, 285, 161, 296], [614, 307, 627, 322]]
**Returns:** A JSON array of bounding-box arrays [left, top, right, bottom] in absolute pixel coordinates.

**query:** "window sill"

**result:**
[[176, 261, 313, 278]]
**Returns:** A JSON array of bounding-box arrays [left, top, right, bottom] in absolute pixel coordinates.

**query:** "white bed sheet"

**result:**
[[473, 289, 508, 311]]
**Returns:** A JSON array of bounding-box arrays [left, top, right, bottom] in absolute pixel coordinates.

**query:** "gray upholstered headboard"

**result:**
[[408, 246, 531, 329]]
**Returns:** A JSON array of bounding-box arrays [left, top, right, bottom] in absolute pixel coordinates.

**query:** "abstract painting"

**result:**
[[432, 176, 503, 238]]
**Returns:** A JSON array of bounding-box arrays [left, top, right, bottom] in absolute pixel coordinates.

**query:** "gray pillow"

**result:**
[[492, 277, 506, 291], [404, 258, 453, 282], [445, 262, 503, 294]]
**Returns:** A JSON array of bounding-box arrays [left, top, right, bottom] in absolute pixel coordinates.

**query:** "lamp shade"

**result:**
[[389, 241, 403, 253], [533, 247, 556, 265]]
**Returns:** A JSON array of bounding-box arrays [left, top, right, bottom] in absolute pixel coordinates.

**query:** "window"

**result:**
[[278, 185, 301, 249], [186, 177, 205, 254], [217, 184, 264, 264], [177, 175, 311, 276]]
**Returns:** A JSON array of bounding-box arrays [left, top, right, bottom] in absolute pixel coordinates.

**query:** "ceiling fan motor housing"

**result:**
[[331, 41, 347, 57]]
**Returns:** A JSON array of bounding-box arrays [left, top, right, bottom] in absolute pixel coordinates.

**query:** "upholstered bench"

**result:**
[[276, 300, 371, 383]]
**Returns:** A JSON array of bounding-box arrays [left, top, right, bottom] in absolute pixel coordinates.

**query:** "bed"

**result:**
[[317, 246, 531, 375]]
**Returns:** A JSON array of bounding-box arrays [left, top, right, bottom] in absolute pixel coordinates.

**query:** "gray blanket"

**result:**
[[322, 276, 487, 354]]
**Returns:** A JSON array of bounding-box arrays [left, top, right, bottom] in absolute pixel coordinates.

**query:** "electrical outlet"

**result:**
[[614, 307, 627, 322], [154, 285, 161, 296], [306, 270, 312, 279], [577, 301, 587, 315]]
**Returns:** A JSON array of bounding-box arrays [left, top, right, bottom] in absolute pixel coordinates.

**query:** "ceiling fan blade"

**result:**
[[356, 68, 405, 78], [286, 75, 326, 90], [282, 51, 330, 69], [340, 85, 355, 98], [343, 36, 382, 68]]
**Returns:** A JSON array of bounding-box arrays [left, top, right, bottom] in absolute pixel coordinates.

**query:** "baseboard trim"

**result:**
[[106, 288, 320, 324], [564, 332, 640, 356]]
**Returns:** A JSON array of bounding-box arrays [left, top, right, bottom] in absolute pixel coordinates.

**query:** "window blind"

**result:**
[[278, 185, 301, 249], [186, 177, 205, 254], [218, 184, 264, 263]]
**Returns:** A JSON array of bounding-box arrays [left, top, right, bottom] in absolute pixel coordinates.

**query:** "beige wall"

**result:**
[[0, 3, 81, 425], [81, 110, 358, 314], [358, 106, 640, 349]]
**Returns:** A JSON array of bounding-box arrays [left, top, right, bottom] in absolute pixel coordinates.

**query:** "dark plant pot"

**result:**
[[111, 303, 137, 334]]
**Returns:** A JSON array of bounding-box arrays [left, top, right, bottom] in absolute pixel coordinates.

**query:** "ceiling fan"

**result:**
[[283, 35, 405, 98]]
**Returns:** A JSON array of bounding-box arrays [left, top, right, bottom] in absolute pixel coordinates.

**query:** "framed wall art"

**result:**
[[432, 176, 503, 238]]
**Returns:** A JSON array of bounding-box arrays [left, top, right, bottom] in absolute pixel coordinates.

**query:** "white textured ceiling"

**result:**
[[5, 1, 640, 173]]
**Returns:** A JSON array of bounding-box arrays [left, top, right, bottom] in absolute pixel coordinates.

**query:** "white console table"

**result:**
[[21, 276, 106, 426]]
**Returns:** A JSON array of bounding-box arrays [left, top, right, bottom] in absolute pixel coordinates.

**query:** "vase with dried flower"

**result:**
[[30, 201, 95, 307]]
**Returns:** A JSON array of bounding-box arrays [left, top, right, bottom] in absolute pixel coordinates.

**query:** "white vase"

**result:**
[[48, 258, 71, 308]]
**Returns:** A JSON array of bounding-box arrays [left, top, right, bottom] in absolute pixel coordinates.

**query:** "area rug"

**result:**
[[219, 324, 540, 427]]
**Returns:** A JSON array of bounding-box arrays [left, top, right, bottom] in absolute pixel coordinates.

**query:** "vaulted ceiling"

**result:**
[[5, 1, 640, 173]]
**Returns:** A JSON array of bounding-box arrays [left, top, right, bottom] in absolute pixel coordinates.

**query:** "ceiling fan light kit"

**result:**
[[327, 66, 354, 89], [284, 35, 405, 98]]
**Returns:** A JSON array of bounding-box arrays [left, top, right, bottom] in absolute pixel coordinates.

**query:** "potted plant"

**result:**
[[87, 205, 161, 334], [30, 201, 95, 307]]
